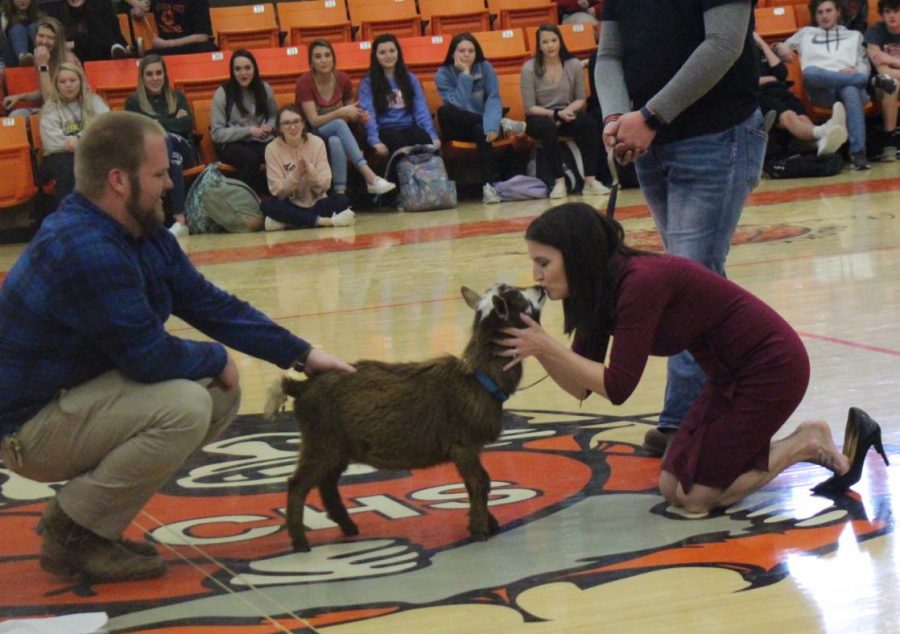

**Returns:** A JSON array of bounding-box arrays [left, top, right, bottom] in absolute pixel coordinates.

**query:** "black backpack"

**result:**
[[765, 152, 843, 179]]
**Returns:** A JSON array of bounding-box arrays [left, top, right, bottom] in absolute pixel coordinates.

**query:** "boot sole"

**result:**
[[40, 554, 167, 582]]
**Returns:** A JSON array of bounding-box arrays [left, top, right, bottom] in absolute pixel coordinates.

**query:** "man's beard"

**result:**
[[125, 173, 165, 236]]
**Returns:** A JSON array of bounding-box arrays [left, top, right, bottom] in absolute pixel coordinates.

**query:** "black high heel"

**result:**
[[811, 407, 890, 496]]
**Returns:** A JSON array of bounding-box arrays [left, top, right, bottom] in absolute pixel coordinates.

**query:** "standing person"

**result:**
[[0, 111, 354, 582], [39, 61, 108, 208], [124, 0, 218, 56], [435, 31, 527, 204], [779, 0, 888, 170], [296, 39, 395, 197], [865, 0, 900, 161], [1, 0, 43, 68], [261, 104, 355, 231], [498, 203, 888, 514], [125, 54, 195, 237], [59, 0, 131, 61], [596, 0, 767, 455], [522, 24, 608, 200], [358, 33, 440, 157], [210, 48, 277, 195]]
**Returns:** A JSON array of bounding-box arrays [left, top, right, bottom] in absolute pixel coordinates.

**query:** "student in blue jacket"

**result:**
[[358, 33, 440, 157], [435, 32, 526, 204]]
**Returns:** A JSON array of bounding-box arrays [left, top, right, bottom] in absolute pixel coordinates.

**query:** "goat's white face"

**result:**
[[461, 283, 547, 325]]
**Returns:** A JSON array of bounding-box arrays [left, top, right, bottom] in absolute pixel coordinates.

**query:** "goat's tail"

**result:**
[[262, 366, 307, 420]]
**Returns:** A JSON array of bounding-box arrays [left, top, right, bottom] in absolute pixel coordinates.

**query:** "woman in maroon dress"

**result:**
[[499, 203, 887, 514]]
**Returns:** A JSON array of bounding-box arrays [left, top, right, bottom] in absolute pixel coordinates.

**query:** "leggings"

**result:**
[[216, 139, 269, 194], [525, 111, 599, 178], [437, 103, 497, 183]]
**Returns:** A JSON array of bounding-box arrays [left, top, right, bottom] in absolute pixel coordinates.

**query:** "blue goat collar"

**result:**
[[474, 370, 508, 402]]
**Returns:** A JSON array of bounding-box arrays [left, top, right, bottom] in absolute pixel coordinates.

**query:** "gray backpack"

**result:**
[[185, 163, 263, 234]]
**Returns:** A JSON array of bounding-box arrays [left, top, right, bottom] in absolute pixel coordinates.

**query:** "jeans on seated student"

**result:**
[[802, 66, 869, 159], [2, 22, 39, 67], [317, 119, 369, 195]]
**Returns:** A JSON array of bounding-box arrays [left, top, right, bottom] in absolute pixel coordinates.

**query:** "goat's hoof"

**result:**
[[340, 522, 359, 537], [470, 530, 489, 542], [291, 539, 311, 553], [487, 513, 500, 534]]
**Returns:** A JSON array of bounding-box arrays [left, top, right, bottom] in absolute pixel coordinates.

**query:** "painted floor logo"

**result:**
[[0, 410, 892, 632]]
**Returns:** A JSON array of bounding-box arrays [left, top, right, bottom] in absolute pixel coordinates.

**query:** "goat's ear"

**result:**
[[492, 294, 510, 321], [461, 286, 481, 310]]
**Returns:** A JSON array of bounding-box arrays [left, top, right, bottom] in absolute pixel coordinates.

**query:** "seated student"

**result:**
[[124, 0, 218, 55], [555, 0, 601, 25], [865, 0, 900, 161], [39, 61, 108, 208], [755, 31, 848, 157], [435, 32, 526, 204], [2, 0, 43, 68], [779, 0, 893, 170], [358, 33, 440, 157], [520, 23, 608, 199], [125, 54, 195, 237], [59, 0, 131, 61], [261, 104, 355, 231], [1, 15, 78, 116], [296, 39, 395, 197], [210, 49, 277, 195]]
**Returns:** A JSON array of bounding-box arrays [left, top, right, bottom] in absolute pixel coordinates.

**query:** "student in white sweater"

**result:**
[[260, 104, 355, 231], [39, 61, 109, 209], [779, 0, 874, 169]]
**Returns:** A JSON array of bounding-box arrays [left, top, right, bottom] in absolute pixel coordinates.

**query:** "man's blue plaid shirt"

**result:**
[[0, 193, 309, 435]]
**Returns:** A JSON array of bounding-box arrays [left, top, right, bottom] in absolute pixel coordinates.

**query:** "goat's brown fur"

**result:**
[[278, 284, 545, 552]]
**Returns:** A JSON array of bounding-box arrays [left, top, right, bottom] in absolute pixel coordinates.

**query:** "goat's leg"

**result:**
[[318, 462, 359, 537], [451, 447, 495, 541], [286, 450, 342, 552]]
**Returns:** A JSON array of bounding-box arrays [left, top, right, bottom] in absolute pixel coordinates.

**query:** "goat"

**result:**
[[268, 283, 546, 552]]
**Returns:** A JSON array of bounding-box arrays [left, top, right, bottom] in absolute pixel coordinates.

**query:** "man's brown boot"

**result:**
[[40, 498, 167, 582]]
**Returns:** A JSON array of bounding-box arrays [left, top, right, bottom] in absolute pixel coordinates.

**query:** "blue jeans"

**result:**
[[162, 134, 196, 221], [315, 119, 367, 192], [635, 109, 768, 430], [2, 23, 38, 67], [802, 66, 868, 154]]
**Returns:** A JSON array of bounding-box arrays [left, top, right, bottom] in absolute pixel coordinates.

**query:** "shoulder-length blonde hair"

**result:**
[[134, 54, 178, 117], [34, 16, 68, 71], [45, 62, 101, 123]]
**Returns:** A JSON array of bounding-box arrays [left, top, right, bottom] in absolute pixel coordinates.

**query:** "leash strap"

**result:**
[[606, 148, 620, 220], [474, 370, 509, 402]]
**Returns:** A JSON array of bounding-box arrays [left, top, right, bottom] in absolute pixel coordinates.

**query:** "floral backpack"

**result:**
[[384, 145, 457, 212]]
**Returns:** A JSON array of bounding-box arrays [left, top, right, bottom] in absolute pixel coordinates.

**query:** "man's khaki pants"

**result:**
[[0, 370, 240, 539]]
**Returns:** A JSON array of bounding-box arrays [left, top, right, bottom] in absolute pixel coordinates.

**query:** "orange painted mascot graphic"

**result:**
[[0, 409, 891, 632]]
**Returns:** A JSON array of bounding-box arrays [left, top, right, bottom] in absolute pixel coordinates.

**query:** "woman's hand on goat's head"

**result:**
[[304, 348, 356, 376], [497, 314, 547, 371]]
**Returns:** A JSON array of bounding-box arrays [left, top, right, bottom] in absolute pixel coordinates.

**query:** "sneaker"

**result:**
[[110, 43, 130, 59], [826, 101, 846, 132], [366, 176, 396, 195], [500, 118, 526, 137], [549, 180, 567, 199], [482, 183, 501, 204], [850, 152, 870, 171], [816, 124, 847, 156], [167, 221, 189, 237], [135, 37, 145, 58], [331, 208, 356, 227], [642, 428, 676, 458], [880, 145, 898, 163], [264, 216, 286, 231], [582, 179, 610, 196], [18, 52, 34, 67], [871, 74, 898, 94]]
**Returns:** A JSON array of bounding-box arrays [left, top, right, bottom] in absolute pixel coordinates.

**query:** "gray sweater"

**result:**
[[40, 95, 109, 155], [210, 83, 278, 144], [520, 57, 585, 111]]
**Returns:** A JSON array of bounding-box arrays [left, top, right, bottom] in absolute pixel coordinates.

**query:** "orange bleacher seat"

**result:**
[[210, 3, 280, 51], [0, 116, 38, 208], [471, 29, 529, 74], [331, 40, 376, 82], [190, 98, 237, 174], [486, 0, 557, 31], [4, 67, 41, 111], [84, 59, 140, 110], [418, 0, 491, 36], [398, 35, 451, 78], [348, 0, 421, 41], [168, 51, 231, 105], [278, 0, 353, 46], [120, 12, 159, 53], [254, 46, 310, 95], [756, 5, 798, 41], [525, 22, 597, 58]]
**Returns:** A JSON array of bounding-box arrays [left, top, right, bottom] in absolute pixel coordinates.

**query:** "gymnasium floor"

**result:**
[[0, 160, 898, 633]]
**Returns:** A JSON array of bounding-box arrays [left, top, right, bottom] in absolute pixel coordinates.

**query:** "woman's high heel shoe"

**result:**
[[811, 407, 890, 495]]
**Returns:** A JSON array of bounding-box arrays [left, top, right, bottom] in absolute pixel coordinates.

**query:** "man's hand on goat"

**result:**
[[305, 348, 356, 375]]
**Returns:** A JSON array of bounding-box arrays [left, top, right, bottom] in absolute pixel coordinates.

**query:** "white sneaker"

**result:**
[[111, 43, 130, 59], [367, 176, 396, 195], [168, 221, 189, 237], [264, 217, 286, 232], [880, 145, 898, 163], [816, 124, 847, 156], [482, 183, 501, 204], [500, 118, 526, 137], [549, 181, 567, 199], [582, 179, 611, 196], [826, 102, 846, 132], [331, 208, 356, 227]]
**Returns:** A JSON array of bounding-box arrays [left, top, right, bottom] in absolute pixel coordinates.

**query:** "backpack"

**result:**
[[491, 175, 549, 200], [384, 145, 457, 212], [531, 140, 585, 193], [764, 152, 843, 179], [185, 163, 263, 234]]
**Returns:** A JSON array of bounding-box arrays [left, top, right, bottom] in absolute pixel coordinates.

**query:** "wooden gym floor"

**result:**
[[0, 160, 898, 633]]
